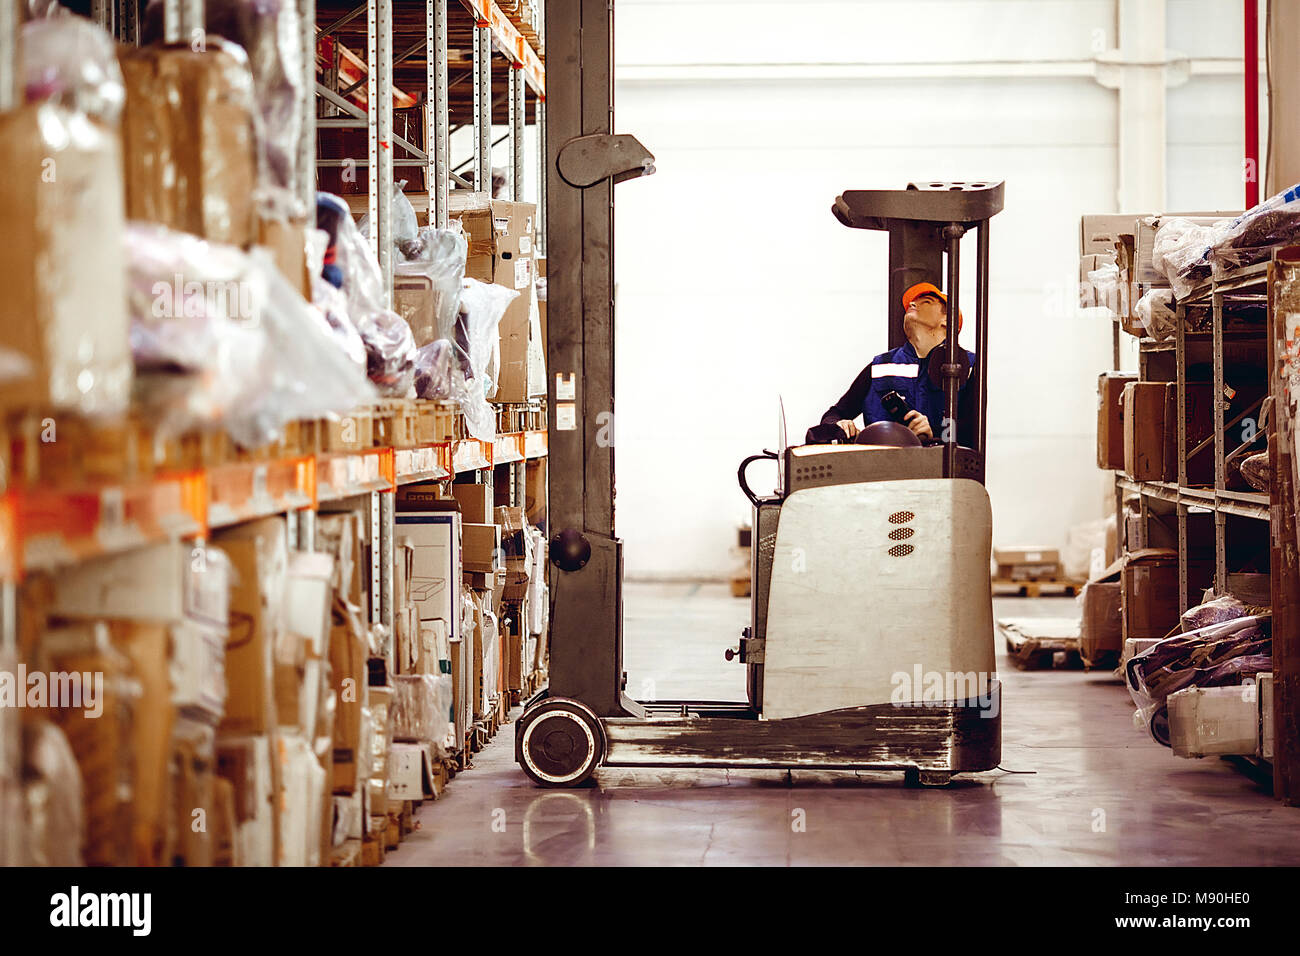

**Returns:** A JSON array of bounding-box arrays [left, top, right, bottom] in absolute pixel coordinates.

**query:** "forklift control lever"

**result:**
[[738, 450, 779, 506]]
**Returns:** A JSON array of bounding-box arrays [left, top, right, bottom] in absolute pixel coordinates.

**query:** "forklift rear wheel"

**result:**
[[903, 768, 952, 788], [518, 698, 607, 788]]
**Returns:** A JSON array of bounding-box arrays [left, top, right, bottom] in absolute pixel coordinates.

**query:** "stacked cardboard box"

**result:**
[[993, 548, 1063, 581], [449, 192, 546, 403], [1120, 381, 1215, 484]]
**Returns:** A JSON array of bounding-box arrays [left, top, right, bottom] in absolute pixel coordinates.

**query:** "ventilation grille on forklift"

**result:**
[[888, 511, 914, 524], [888, 544, 915, 557], [888, 527, 915, 541]]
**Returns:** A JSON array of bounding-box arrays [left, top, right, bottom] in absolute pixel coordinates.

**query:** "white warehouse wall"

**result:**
[[598, 0, 1258, 579]]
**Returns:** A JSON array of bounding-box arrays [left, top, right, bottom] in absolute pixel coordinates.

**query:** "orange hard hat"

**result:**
[[902, 281, 963, 332]]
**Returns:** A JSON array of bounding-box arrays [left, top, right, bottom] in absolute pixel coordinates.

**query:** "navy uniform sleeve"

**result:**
[[819, 363, 875, 427]]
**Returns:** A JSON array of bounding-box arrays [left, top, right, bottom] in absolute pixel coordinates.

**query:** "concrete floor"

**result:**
[[388, 582, 1300, 866]]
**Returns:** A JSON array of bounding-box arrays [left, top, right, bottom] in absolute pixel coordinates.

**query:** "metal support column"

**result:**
[[428, 0, 449, 228], [379, 491, 395, 672], [536, 99, 546, 254], [367, 0, 394, 299], [92, 0, 114, 33], [163, 0, 181, 43], [0, 0, 15, 112], [1212, 288, 1227, 591], [509, 64, 525, 200], [473, 19, 492, 194], [179, 0, 203, 44], [299, 0, 317, 213], [1176, 306, 1190, 611], [297, 509, 317, 552]]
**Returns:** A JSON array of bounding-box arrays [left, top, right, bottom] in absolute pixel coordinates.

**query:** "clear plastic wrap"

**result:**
[[356, 309, 416, 397], [1208, 184, 1300, 272], [1083, 261, 1118, 310], [390, 675, 443, 743], [22, 16, 124, 125], [1134, 287, 1177, 341], [394, 225, 467, 345], [414, 339, 455, 400], [20, 720, 84, 867], [177, 0, 307, 220], [126, 223, 377, 444], [1180, 594, 1252, 631], [1151, 217, 1222, 299], [359, 181, 419, 252], [318, 192, 389, 319], [310, 274, 367, 373], [453, 278, 519, 441], [1125, 614, 1270, 746]]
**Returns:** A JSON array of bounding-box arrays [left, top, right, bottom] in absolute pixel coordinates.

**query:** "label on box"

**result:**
[[519, 235, 532, 255], [515, 258, 531, 289], [556, 373, 576, 401], [557, 404, 576, 431], [493, 216, 511, 234]]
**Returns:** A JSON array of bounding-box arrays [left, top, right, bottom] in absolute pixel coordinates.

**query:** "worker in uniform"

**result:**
[[809, 282, 976, 446]]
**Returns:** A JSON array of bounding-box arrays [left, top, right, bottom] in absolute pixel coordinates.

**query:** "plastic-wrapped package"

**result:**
[[1125, 615, 1270, 746], [1151, 217, 1222, 298], [453, 278, 519, 441], [394, 225, 467, 345], [356, 309, 416, 397], [22, 16, 124, 125], [1083, 261, 1118, 310], [390, 675, 443, 742], [318, 192, 389, 318], [1180, 594, 1248, 632], [20, 720, 84, 867], [144, 0, 306, 219], [126, 223, 377, 444], [1208, 183, 1300, 272], [1134, 288, 1177, 341], [1240, 450, 1271, 491], [359, 181, 420, 252], [310, 274, 367, 373], [414, 339, 455, 400], [1062, 516, 1113, 581]]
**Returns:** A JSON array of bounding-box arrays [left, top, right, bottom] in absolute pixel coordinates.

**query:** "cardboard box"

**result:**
[[1121, 548, 1181, 640], [448, 192, 542, 402], [396, 511, 462, 633], [286, 551, 335, 661], [1097, 372, 1136, 470], [1079, 579, 1123, 663], [213, 517, 288, 736], [452, 483, 494, 524], [525, 461, 547, 528], [120, 46, 257, 246], [1080, 213, 1147, 256], [1122, 381, 1167, 480], [170, 719, 216, 867], [329, 601, 369, 794], [395, 482, 457, 511], [388, 743, 425, 800], [506, 622, 525, 691], [462, 523, 502, 573], [0, 103, 130, 415], [1169, 685, 1259, 758], [258, 216, 310, 298]]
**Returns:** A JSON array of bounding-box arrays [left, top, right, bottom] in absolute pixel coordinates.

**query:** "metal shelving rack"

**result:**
[[1121, 260, 1272, 613], [0, 0, 549, 684]]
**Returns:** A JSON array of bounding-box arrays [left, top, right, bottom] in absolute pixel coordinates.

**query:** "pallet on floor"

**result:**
[[997, 617, 1084, 670], [992, 576, 1083, 598]]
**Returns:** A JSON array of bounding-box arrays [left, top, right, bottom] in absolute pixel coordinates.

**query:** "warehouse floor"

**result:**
[[389, 583, 1300, 866]]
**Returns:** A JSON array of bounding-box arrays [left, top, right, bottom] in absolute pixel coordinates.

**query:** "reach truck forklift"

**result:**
[[517, 0, 1005, 788]]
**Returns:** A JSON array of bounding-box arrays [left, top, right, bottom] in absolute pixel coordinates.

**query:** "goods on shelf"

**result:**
[[993, 547, 1062, 581], [1079, 571, 1123, 666], [1125, 612, 1271, 747]]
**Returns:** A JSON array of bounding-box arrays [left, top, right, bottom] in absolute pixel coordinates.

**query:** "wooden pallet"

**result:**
[[997, 617, 1085, 670], [729, 575, 751, 598], [991, 576, 1083, 598]]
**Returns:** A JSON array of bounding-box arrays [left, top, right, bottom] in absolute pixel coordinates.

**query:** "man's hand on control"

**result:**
[[836, 419, 860, 440], [904, 410, 933, 439]]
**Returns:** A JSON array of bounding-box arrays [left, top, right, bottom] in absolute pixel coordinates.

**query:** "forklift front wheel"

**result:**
[[517, 697, 607, 788], [903, 768, 952, 788]]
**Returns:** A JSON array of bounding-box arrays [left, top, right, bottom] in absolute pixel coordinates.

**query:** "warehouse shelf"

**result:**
[[0, 429, 549, 581], [1116, 477, 1270, 522]]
